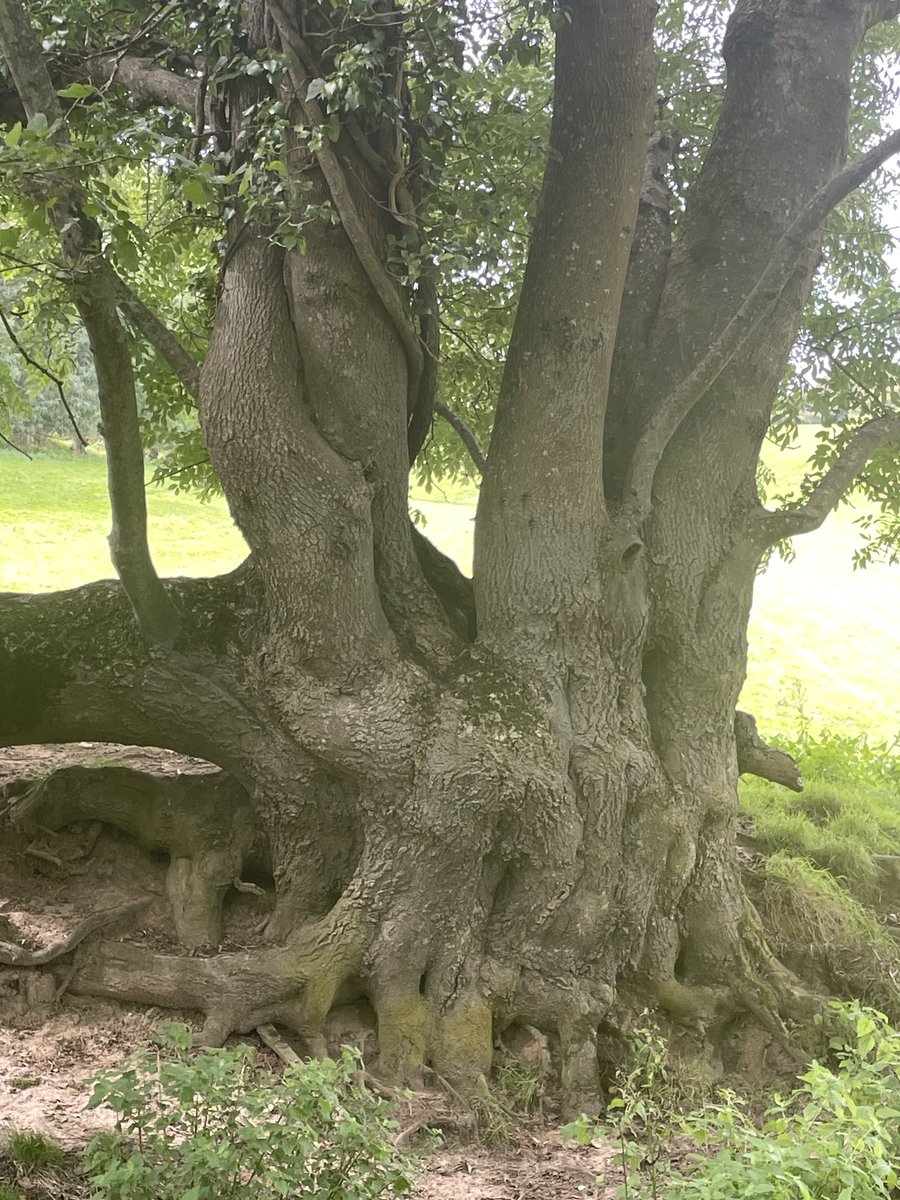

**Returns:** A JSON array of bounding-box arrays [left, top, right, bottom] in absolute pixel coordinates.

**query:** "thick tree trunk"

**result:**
[[1, 0, 896, 1119], [0, 571, 795, 1113]]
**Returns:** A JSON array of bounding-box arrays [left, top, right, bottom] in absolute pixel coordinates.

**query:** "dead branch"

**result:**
[[256, 1022, 301, 1064], [735, 711, 803, 792]]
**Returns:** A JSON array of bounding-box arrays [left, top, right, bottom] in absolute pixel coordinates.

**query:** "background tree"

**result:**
[[1, 0, 899, 1111]]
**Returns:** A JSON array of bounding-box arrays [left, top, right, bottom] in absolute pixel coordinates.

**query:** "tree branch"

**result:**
[[735, 711, 803, 792], [751, 412, 900, 544], [0, 53, 202, 128], [0, 306, 88, 444], [79, 53, 201, 115], [112, 273, 201, 397], [0, 0, 180, 646], [265, 0, 424, 415], [623, 126, 900, 521], [433, 400, 486, 476], [0, 428, 31, 457], [0, 570, 259, 764]]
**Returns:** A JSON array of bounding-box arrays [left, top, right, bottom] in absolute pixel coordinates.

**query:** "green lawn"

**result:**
[[2, 445, 897, 742]]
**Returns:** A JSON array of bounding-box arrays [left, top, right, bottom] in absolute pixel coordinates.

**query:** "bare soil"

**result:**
[[0, 743, 621, 1199]]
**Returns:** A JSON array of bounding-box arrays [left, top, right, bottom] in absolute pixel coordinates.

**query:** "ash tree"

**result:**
[[1, 0, 900, 1109]]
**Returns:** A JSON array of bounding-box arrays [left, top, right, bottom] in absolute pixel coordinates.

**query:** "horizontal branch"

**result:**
[[623, 126, 900, 521], [751, 412, 900, 544], [80, 53, 201, 115], [0, 570, 256, 762]]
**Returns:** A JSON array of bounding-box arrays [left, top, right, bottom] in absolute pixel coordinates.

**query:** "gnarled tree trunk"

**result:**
[[1, 0, 899, 1114]]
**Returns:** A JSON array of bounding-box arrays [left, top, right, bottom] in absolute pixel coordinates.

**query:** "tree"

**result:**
[[1, 0, 899, 1112]]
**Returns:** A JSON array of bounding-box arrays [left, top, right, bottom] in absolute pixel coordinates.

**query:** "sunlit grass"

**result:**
[[0, 450, 245, 592]]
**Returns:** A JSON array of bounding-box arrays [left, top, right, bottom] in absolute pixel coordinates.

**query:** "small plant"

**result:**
[[567, 1003, 900, 1199], [565, 1025, 690, 1199], [668, 1002, 900, 1199], [471, 1075, 520, 1146], [0, 1183, 23, 1200], [82, 1022, 414, 1200], [5, 1129, 65, 1170], [495, 1050, 543, 1114]]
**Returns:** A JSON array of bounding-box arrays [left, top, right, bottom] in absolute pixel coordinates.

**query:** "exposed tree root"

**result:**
[[12, 764, 264, 947], [70, 899, 369, 1049], [0, 899, 150, 966]]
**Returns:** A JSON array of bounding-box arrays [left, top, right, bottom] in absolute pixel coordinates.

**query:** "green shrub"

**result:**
[[564, 1025, 708, 1199], [668, 1002, 900, 1199], [82, 1023, 414, 1200], [566, 1003, 900, 1199]]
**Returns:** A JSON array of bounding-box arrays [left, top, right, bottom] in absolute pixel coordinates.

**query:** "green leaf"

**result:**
[[183, 177, 213, 206], [57, 82, 97, 99], [4, 122, 22, 147]]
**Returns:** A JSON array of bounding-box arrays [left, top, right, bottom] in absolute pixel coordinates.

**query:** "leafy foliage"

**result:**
[[567, 1004, 900, 1200], [670, 1003, 900, 1200], [82, 1023, 414, 1200]]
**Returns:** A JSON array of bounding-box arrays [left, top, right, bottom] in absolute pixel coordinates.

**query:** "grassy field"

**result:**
[[1, 444, 897, 742]]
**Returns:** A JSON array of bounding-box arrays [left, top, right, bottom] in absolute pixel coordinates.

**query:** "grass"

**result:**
[[4, 1131, 65, 1170], [0, 450, 245, 593], [751, 851, 900, 1017], [1, 432, 898, 740]]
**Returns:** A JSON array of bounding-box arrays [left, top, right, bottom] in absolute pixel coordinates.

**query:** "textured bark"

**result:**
[[2, 0, 899, 1114]]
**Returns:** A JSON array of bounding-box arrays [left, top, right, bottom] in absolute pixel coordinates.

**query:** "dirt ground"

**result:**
[[0, 743, 621, 1199]]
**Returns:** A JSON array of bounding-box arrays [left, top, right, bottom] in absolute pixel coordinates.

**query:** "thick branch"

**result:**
[[265, 0, 423, 412], [0, 571, 258, 764], [474, 0, 656, 641], [735, 711, 803, 792], [80, 53, 202, 115], [0, 0, 180, 645], [113, 273, 201, 398], [751, 412, 900, 544], [623, 127, 900, 520], [0, 54, 202, 128]]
